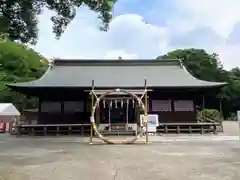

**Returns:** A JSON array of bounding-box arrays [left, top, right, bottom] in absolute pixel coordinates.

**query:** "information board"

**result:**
[[140, 114, 159, 133]]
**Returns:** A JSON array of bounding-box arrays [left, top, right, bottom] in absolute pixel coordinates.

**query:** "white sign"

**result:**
[[140, 114, 159, 133], [237, 111, 240, 121], [237, 111, 240, 140]]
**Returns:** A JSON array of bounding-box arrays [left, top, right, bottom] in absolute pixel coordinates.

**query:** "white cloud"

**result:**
[[33, 2, 240, 70], [174, 0, 240, 38], [216, 45, 240, 69], [35, 8, 168, 60], [170, 0, 240, 69]]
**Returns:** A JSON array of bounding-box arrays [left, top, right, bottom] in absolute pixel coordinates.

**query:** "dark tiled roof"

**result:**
[[8, 59, 227, 88]]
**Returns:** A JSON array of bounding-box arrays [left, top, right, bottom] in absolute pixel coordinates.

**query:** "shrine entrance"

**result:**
[[110, 102, 125, 124], [86, 80, 150, 144], [97, 97, 138, 132]]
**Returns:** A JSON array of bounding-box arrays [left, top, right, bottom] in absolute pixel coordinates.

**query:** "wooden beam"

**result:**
[[101, 97, 150, 100], [84, 89, 153, 92]]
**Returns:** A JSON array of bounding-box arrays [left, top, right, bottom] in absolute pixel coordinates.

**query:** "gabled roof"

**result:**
[[7, 59, 227, 89]]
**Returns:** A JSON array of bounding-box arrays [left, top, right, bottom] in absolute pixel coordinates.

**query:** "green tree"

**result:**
[[166, 49, 226, 81], [0, 0, 116, 44], [228, 67, 240, 111], [164, 49, 233, 99], [160, 48, 240, 116], [0, 38, 47, 109]]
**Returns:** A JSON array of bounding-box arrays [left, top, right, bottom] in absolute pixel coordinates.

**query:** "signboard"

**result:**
[[140, 114, 159, 133]]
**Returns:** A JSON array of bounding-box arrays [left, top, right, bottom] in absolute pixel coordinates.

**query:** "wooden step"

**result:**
[[100, 130, 136, 135], [110, 123, 126, 131]]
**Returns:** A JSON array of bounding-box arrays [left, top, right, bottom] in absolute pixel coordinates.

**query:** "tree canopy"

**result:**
[[163, 49, 240, 100], [0, 38, 47, 109], [0, 0, 116, 44], [159, 48, 240, 117]]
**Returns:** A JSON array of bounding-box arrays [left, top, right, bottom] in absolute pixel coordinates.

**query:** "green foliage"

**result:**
[[226, 112, 238, 121], [163, 49, 240, 101], [158, 48, 240, 117], [167, 49, 228, 82], [198, 109, 222, 121], [0, 39, 47, 109], [0, 0, 116, 44]]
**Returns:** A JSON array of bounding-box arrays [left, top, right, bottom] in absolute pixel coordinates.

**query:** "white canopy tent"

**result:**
[[0, 103, 20, 116], [0, 103, 20, 133]]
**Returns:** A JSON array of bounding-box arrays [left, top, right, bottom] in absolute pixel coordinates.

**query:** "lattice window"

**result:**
[[152, 100, 172, 112], [41, 101, 61, 113], [174, 100, 194, 111], [64, 101, 84, 113]]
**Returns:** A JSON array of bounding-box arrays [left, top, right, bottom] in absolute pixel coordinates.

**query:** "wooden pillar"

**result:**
[[136, 104, 140, 136], [126, 99, 129, 129], [108, 100, 111, 131], [202, 95, 205, 109], [144, 79, 148, 143], [96, 104, 100, 127], [89, 80, 94, 144], [219, 97, 223, 119]]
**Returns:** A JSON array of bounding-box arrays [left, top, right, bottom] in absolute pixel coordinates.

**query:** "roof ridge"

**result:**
[[53, 58, 181, 66]]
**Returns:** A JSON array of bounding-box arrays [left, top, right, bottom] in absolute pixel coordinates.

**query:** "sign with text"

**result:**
[[140, 114, 159, 133]]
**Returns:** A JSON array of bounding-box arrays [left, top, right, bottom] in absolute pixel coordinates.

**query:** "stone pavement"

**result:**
[[0, 134, 240, 180]]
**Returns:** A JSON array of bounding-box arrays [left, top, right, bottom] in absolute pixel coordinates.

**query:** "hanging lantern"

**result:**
[[121, 99, 123, 108], [110, 100, 112, 109], [132, 99, 135, 108], [115, 100, 117, 108]]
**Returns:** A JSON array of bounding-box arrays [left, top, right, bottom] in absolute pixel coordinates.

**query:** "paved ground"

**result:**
[[0, 134, 240, 180], [222, 121, 239, 136]]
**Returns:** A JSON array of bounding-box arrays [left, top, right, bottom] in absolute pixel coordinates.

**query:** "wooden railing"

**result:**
[[17, 124, 91, 136], [157, 122, 219, 134], [197, 113, 223, 133]]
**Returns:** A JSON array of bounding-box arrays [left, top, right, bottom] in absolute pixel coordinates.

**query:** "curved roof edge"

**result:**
[[177, 59, 228, 87]]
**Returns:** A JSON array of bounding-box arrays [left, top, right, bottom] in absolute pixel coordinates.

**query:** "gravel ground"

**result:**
[[0, 134, 240, 180]]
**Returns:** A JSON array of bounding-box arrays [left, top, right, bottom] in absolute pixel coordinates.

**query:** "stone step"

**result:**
[[100, 130, 136, 135]]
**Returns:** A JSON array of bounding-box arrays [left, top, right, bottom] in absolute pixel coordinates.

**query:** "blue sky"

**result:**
[[34, 0, 240, 70]]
